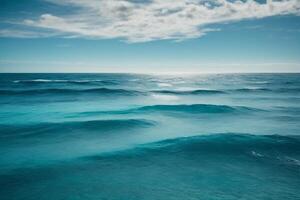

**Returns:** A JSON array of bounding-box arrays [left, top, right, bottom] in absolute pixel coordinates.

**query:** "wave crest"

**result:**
[[0, 88, 141, 96], [152, 89, 226, 95], [0, 119, 155, 138], [86, 133, 300, 166], [13, 79, 118, 85], [134, 104, 250, 113]]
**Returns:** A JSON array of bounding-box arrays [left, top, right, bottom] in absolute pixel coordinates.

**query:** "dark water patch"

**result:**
[[0, 119, 155, 139], [271, 115, 300, 122], [230, 87, 300, 94], [3, 133, 300, 178], [71, 104, 263, 118], [151, 89, 226, 95], [140, 134, 300, 154], [136, 104, 235, 113], [86, 133, 300, 168], [0, 88, 142, 96], [151, 87, 300, 95], [134, 104, 261, 114], [276, 88, 300, 93], [239, 97, 300, 102], [230, 88, 272, 93], [12, 79, 119, 86], [273, 106, 300, 114]]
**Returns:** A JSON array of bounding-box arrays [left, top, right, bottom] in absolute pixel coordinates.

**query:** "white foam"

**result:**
[[151, 94, 179, 101], [285, 156, 300, 166], [251, 151, 263, 157], [176, 87, 210, 91], [244, 86, 263, 90], [157, 83, 173, 87]]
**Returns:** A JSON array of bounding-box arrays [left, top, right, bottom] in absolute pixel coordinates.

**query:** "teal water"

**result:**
[[0, 73, 300, 199]]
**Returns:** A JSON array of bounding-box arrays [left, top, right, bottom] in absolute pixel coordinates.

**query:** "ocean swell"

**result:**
[[0, 88, 141, 96], [133, 104, 260, 114], [13, 79, 118, 85], [0, 119, 155, 139], [152, 89, 226, 95], [73, 104, 262, 117], [86, 133, 300, 168]]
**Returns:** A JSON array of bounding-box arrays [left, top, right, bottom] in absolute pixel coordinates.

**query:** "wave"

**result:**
[[0, 119, 155, 138], [151, 88, 300, 95], [13, 79, 68, 83], [2, 133, 299, 200], [13, 79, 118, 85], [0, 88, 141, 96], [3, 86, 299, 97], [152, 87, 300, 95], [230, 87, 300, 93], [74, 104, 261, 117], [231, 88, 272, 92], [86, 133, 300, 167], [277, 88, 300, 93], [133, 104, 259, 113], [151, 89, 226, 95], [142, 133, 300, 151]]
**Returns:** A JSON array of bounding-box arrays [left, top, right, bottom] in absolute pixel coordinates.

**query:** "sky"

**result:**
[[0, 0, 300, 73]]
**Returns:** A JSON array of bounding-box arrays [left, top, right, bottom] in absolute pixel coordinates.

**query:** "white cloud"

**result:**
[[0, 29, 57, 38], [5, 0, 300, 42]]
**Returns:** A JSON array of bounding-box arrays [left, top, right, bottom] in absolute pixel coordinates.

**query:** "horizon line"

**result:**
[[1, 71, 300, 75]]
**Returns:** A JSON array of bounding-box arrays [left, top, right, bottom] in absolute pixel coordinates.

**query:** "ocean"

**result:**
[[0, 73, 299, 200]]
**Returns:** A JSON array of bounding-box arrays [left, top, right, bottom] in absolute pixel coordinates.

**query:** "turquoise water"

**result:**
[[0, 73, 300, 199]]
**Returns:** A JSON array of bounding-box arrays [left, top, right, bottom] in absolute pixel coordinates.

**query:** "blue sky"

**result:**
[[0, 0, 300, 73]]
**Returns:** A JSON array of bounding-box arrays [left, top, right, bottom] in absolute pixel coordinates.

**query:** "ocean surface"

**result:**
[[0, 73, 300, 200]]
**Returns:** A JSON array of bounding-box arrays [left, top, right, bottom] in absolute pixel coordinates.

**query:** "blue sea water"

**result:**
[[0, 73, 300, 200]]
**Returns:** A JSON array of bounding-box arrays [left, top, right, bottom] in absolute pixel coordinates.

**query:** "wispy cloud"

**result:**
[[2, 0, 300, 42], [0, 29, 58, 38]]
